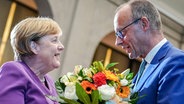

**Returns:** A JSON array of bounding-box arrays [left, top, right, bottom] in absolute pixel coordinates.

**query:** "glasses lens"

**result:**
[[116, 31, 124, 39]]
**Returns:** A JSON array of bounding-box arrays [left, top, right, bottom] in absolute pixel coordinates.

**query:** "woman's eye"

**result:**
[[51, 36, 61, 43], [52, 38, 58, 42]]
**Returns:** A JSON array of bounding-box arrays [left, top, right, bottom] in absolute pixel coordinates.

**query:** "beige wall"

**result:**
[[48, 0, 120, 80], [47, 0, 184, 80], [1, 0, 183, 81]]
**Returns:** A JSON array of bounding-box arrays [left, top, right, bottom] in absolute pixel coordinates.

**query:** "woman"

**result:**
[[0, 17, 64, 104]]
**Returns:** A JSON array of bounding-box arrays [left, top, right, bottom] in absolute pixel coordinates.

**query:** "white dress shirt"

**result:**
[[142, 38, 167, 75]]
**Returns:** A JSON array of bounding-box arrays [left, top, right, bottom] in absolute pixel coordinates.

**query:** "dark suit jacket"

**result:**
[[0, 61, 59, 104], [133, 42, 184, 104]]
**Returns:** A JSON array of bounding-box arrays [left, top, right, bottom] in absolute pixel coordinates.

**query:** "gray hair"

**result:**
[[129, 0, 162, 30], [116, 0, 162, 30]]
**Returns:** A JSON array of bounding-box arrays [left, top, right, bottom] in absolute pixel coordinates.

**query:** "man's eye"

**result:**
[[122, 30, 127, 36]]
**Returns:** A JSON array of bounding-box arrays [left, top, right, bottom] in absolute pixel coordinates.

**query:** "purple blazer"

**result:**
[[0, 61, 59, 104]]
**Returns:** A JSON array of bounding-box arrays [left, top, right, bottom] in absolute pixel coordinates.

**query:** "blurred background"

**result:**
[[0, 0, 184, 81]]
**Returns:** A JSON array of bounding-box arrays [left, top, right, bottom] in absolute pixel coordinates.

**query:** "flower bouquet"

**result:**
[[48, 61, 140, 104]]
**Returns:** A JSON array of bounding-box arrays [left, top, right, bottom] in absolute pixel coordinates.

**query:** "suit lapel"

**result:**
[[135, 63, 159, 91], [134, 42, 172, 92]]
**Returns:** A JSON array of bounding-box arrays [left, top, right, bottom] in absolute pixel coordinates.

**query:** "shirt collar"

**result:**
[[145, 38, 167, 64]]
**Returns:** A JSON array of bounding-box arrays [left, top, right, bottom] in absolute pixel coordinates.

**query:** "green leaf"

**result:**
[[59, 96, 81, 104], [55, 78, 65, 94], [83, 76, 92, 82], [91, 90, 99, 104], [129, 92, 146, 104], [76, 83, 91, 104], [106, 62, 118, 69], [78, 69, 84, 77], [46, 95, 79, 104], [93, 61, 104, 71], [126, 73, 134, 80], [97, 61, 104, 71], [130, 92, 139, 99]]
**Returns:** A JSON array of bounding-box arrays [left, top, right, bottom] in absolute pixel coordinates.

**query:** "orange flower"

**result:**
[[116, 85, 130, 98], [103, 70, 119, 82], [81, 81, 97, 94]]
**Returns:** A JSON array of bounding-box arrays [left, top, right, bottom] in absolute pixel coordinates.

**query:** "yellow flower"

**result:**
[[103, 70, 119, 82]]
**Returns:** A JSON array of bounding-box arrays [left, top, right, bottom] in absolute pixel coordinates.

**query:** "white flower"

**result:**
[[83, 68, 93, 77], [97, 84, 116, 100], [77, 76, 82, 81], [60, 75, 69, 83], [64, 84, 78, 100], [121, 69, 130, 77], [60, 72, 78, 86], [120, 79, 129, 86], [67, 72, 78, 82], [74, 65, 83, 74]]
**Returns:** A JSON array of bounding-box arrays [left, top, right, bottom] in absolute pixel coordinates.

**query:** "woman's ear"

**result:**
[[30, 41, 39, 54]]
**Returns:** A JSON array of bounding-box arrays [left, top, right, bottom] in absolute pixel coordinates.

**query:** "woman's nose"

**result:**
[[58, 43, 64, 50]]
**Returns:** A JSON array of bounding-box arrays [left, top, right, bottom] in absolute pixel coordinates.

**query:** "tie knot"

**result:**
[[139, 59, 147, 74], [142, 60, 147, 66]]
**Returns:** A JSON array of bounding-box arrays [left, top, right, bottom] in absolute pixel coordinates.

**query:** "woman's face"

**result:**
[[35, 33, 64, 71]]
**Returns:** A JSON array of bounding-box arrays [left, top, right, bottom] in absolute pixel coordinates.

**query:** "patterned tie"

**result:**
[[134, 60, 147, 89]]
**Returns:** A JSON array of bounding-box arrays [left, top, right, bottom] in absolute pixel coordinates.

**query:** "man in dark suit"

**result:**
[[114, 0, 184, 103]]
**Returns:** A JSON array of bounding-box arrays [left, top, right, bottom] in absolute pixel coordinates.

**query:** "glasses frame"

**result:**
[[115, 18, 141, 39]]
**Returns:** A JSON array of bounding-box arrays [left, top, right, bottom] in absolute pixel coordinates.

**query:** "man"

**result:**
[[114, 0, 184, 104]]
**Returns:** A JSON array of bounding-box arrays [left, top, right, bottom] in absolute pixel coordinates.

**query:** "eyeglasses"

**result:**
[[115, 18, 141, 39]]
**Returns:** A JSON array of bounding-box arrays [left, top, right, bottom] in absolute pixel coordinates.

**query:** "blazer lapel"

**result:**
[[135, 63, 159, 91], [134, 42, 172, 92]]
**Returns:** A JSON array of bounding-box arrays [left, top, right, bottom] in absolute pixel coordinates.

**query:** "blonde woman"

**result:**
[[0, 17, 64, 104]]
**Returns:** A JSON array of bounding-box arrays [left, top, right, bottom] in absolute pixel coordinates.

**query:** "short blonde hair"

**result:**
[[10, 17, 62, 60]]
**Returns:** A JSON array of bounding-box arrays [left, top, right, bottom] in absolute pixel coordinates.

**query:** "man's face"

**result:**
[[114, 7, 145, 59]]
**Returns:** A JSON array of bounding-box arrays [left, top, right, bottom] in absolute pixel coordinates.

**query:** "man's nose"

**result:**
[[115, 37, 123, 46]]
